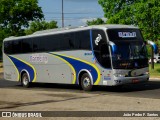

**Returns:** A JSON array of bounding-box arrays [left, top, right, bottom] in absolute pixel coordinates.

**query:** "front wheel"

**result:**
[[21, 73, 30, 88], [81, 73, 93, 91]]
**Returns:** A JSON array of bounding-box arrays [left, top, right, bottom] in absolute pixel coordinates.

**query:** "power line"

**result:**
[[45, 16, 103, 19], [44, 12, 102, 15], [45, 18, 103, 21]]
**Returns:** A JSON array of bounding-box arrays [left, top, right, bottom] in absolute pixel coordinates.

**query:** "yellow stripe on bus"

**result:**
[[49, 54, 76, 84], [10, 56, 37, 82], [6, 54, 20, 81], [52, 53, 101, 85]]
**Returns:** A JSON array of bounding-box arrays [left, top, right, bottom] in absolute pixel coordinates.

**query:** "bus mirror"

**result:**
[[147, 40, 158, 54], [108, 41, 117, 54]]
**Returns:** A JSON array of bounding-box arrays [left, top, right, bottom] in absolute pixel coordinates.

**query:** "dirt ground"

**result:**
[[0, 74, 160, 119]]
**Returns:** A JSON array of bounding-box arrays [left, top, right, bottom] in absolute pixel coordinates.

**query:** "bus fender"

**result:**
[[20, 69, 31, 82], [78, 69, 93, 85]]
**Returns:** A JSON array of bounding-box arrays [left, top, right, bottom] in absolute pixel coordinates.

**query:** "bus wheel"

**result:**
[[21, 73, 30, 88], [81, 73, 93, 91]]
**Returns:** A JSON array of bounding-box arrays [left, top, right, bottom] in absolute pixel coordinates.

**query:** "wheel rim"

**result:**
[[23, 76, 28, 86], [83, 77, 91, 88]]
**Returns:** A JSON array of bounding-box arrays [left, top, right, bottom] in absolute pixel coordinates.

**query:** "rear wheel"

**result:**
[[21, 73, 30, 88], [81, 73, 93, 91]]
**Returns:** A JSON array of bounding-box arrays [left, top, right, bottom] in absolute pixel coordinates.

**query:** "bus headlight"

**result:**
[[144, 71, 149, 75], [114, 73, 125, 77]]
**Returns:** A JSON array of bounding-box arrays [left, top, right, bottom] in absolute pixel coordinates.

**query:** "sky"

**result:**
[[38, 0, 105, 27]]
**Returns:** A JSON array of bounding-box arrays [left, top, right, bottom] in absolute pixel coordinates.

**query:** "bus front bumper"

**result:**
[[113, 74, 149, 86]]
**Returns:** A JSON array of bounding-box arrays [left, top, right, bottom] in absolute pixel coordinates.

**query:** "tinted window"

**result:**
[[33, 37, 46, 52], [69, 32, 76, 49], [75, 30, 91, 50], [4, 30, 91, 54], [60, 34, 71, 50], [12, 40, 21, 54], [22, 38, 32, 53], [4, 40, 22, 54], [4, 41, 12, 54], [92, 29, 111, 68], [45, 35, 60, 51]]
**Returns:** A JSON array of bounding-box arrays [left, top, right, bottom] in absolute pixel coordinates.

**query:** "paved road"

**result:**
[[0, 73, 160, 120]]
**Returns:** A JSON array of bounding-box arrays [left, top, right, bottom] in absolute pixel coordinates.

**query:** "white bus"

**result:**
[[3, 25, 150, 91]]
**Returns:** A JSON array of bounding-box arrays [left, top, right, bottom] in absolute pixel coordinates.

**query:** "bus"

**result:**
[[3, 25, 150, 91]]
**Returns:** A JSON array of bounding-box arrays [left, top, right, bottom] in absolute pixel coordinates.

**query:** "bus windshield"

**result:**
[[107, 29, 148, 69], [113, 41, 148, 60]]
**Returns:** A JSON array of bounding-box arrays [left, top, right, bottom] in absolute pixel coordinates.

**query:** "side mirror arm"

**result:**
[[147, 40, 158, 54], [108, 41, 117, 54]]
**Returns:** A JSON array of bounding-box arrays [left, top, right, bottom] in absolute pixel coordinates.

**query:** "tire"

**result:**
[[21, 73, 30, 88], [81, 73, 93, 91]]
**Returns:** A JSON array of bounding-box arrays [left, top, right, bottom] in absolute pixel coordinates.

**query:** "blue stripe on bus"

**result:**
[[8, 56, 35, 82], [50, 53, 99, 84]]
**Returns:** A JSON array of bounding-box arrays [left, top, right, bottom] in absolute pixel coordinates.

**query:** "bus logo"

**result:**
[[2, 112, 11, 117], [30, 54, 48, 64], [95, 34, 102, 45]]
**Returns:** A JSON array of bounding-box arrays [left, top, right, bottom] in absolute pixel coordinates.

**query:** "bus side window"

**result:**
[[92, 29, 111, 68], [75, 30, 91, 50], [80, 30, 91, 50], [4, 40, 22, 54], [22, 38, 33, 53], [100, 43, 111, 68], [12, 40, 22, 54], [4, 41, 12, 54], [69, 33, 75, 49], [62, 33, 73, 50], [45, 35, 60, 52]]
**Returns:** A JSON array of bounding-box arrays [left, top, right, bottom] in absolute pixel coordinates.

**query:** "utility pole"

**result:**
[[151, 46, 154, 69], [62, 0, 64, 27]]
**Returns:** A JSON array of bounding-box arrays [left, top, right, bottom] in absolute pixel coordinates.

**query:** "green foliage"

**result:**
[[25, 21, 58, 35], [146, 45, 152, 57], [0, 28, 9, 50], [86, 18, 105, 26], [0, 0, 44, 36], [0, 0, 44, 57], [149, 63, 160, 77], [98, 0, 160, 41]]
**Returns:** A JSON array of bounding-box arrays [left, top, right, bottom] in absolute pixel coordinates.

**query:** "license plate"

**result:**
[[132, 79, 139, 83]]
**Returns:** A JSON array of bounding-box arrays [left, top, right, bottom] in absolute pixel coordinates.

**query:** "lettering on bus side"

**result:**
[[30, 54, 48, 64], [84, 52, 93, 56], [5, 73, 12, 79], [104, 76, 111, 80]]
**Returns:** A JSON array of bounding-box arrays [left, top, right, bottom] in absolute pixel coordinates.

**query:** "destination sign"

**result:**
[[107, 29, 143, 41], [118, 32, 136, 38]]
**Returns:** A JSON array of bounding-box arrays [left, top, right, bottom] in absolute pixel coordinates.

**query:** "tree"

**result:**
[[0, 27, 10, 51], [86, 18, 105, 26], [0, 0, 44, 36], [98, 0, 160, 41], [25, 20, 58, 35]]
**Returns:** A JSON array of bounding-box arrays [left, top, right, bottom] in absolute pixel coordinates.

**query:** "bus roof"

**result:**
[[4, 24, 138, 41]]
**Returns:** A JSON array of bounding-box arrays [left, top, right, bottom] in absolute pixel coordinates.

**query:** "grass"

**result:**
[[0, 62, 3, 73], [149, 63, 160, 78]]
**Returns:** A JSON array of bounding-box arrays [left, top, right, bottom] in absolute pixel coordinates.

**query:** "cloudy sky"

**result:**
[[38, 0, 104, 27]]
